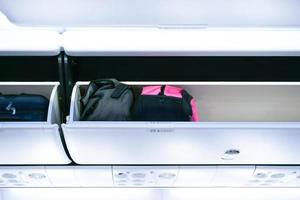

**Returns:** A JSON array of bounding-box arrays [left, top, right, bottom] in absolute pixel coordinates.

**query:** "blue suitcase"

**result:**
[[0, 94, 49, 121]]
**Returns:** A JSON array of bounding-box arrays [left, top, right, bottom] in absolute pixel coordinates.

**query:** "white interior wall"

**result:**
[[1, 188, 300, 200], [0, 188, 160, 200], [0, 0, 300, 28]]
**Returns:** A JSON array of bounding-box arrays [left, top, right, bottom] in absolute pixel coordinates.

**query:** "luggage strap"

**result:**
[[181, 89, 193, 116], [111, 83, 129, 99]]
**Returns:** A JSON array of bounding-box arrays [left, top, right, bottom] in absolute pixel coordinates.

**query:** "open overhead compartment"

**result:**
[[63, 82, 300, 165], [0, 82, 70, 165], [0, 1, 300, 198]]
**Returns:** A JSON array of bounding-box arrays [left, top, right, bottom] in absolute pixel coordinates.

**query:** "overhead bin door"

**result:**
[[63, 29, 300, 57], [0, 29, 63, 82]]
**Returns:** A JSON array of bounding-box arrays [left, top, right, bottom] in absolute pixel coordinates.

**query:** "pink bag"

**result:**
[[133, 85, 199, 121]]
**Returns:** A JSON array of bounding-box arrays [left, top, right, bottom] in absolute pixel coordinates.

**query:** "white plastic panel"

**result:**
[[63, 29, 300, 56], [175, 167, 216, 187], [46, 167, 80, 187], [0, 166, 299, 188], [0, 124, 69, 164], [248, 167, 300, 187], [73, 166, 113, 187], [0, 166, 112, 188], [63, 82, 300, 165], [113, 166, 179, 187], [0, 82, 70, 164], [0, 167, 51, 188], [213, 166, 255, 187], [63, 122, 300, 165], [1, 0, 300, 28], [2, 188, 300, 200], [0, 188, 161, 200], [164, 188, 300, 200], [0, 30, 61, 56]]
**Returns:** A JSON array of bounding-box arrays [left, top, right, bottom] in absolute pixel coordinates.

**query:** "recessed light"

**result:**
[[132, 173, 146, 179], [254, 173, 268, 179], [270, 173, 285, 179], [115, 172, 127, 179], [158, 173, 176, 179], [2, 173, 17, 179], [28, 173, 46, 179]]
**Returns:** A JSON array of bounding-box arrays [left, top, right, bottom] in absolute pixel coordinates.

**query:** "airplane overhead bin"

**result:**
[[1, 0, 300, 199]]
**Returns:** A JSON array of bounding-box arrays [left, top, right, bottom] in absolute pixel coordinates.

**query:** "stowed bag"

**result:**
[[132, 85, 198, 121], [80, 79, 133, 121], [0, 94, 49, 121]]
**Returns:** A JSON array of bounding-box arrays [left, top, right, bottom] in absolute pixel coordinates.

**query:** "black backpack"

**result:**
[[132, 85, 198, 121], [80, 79, 133, 121]]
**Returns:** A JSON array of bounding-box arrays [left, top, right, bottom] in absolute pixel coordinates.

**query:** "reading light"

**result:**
[[2, 173, 17, 179], [158, 173, 176, 179], [254, 173, 268, 179], [28, 173, 46, 179], [132, 173, 146, 178], [115, 172, 128, 179], [270, 173, 285, 179]]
